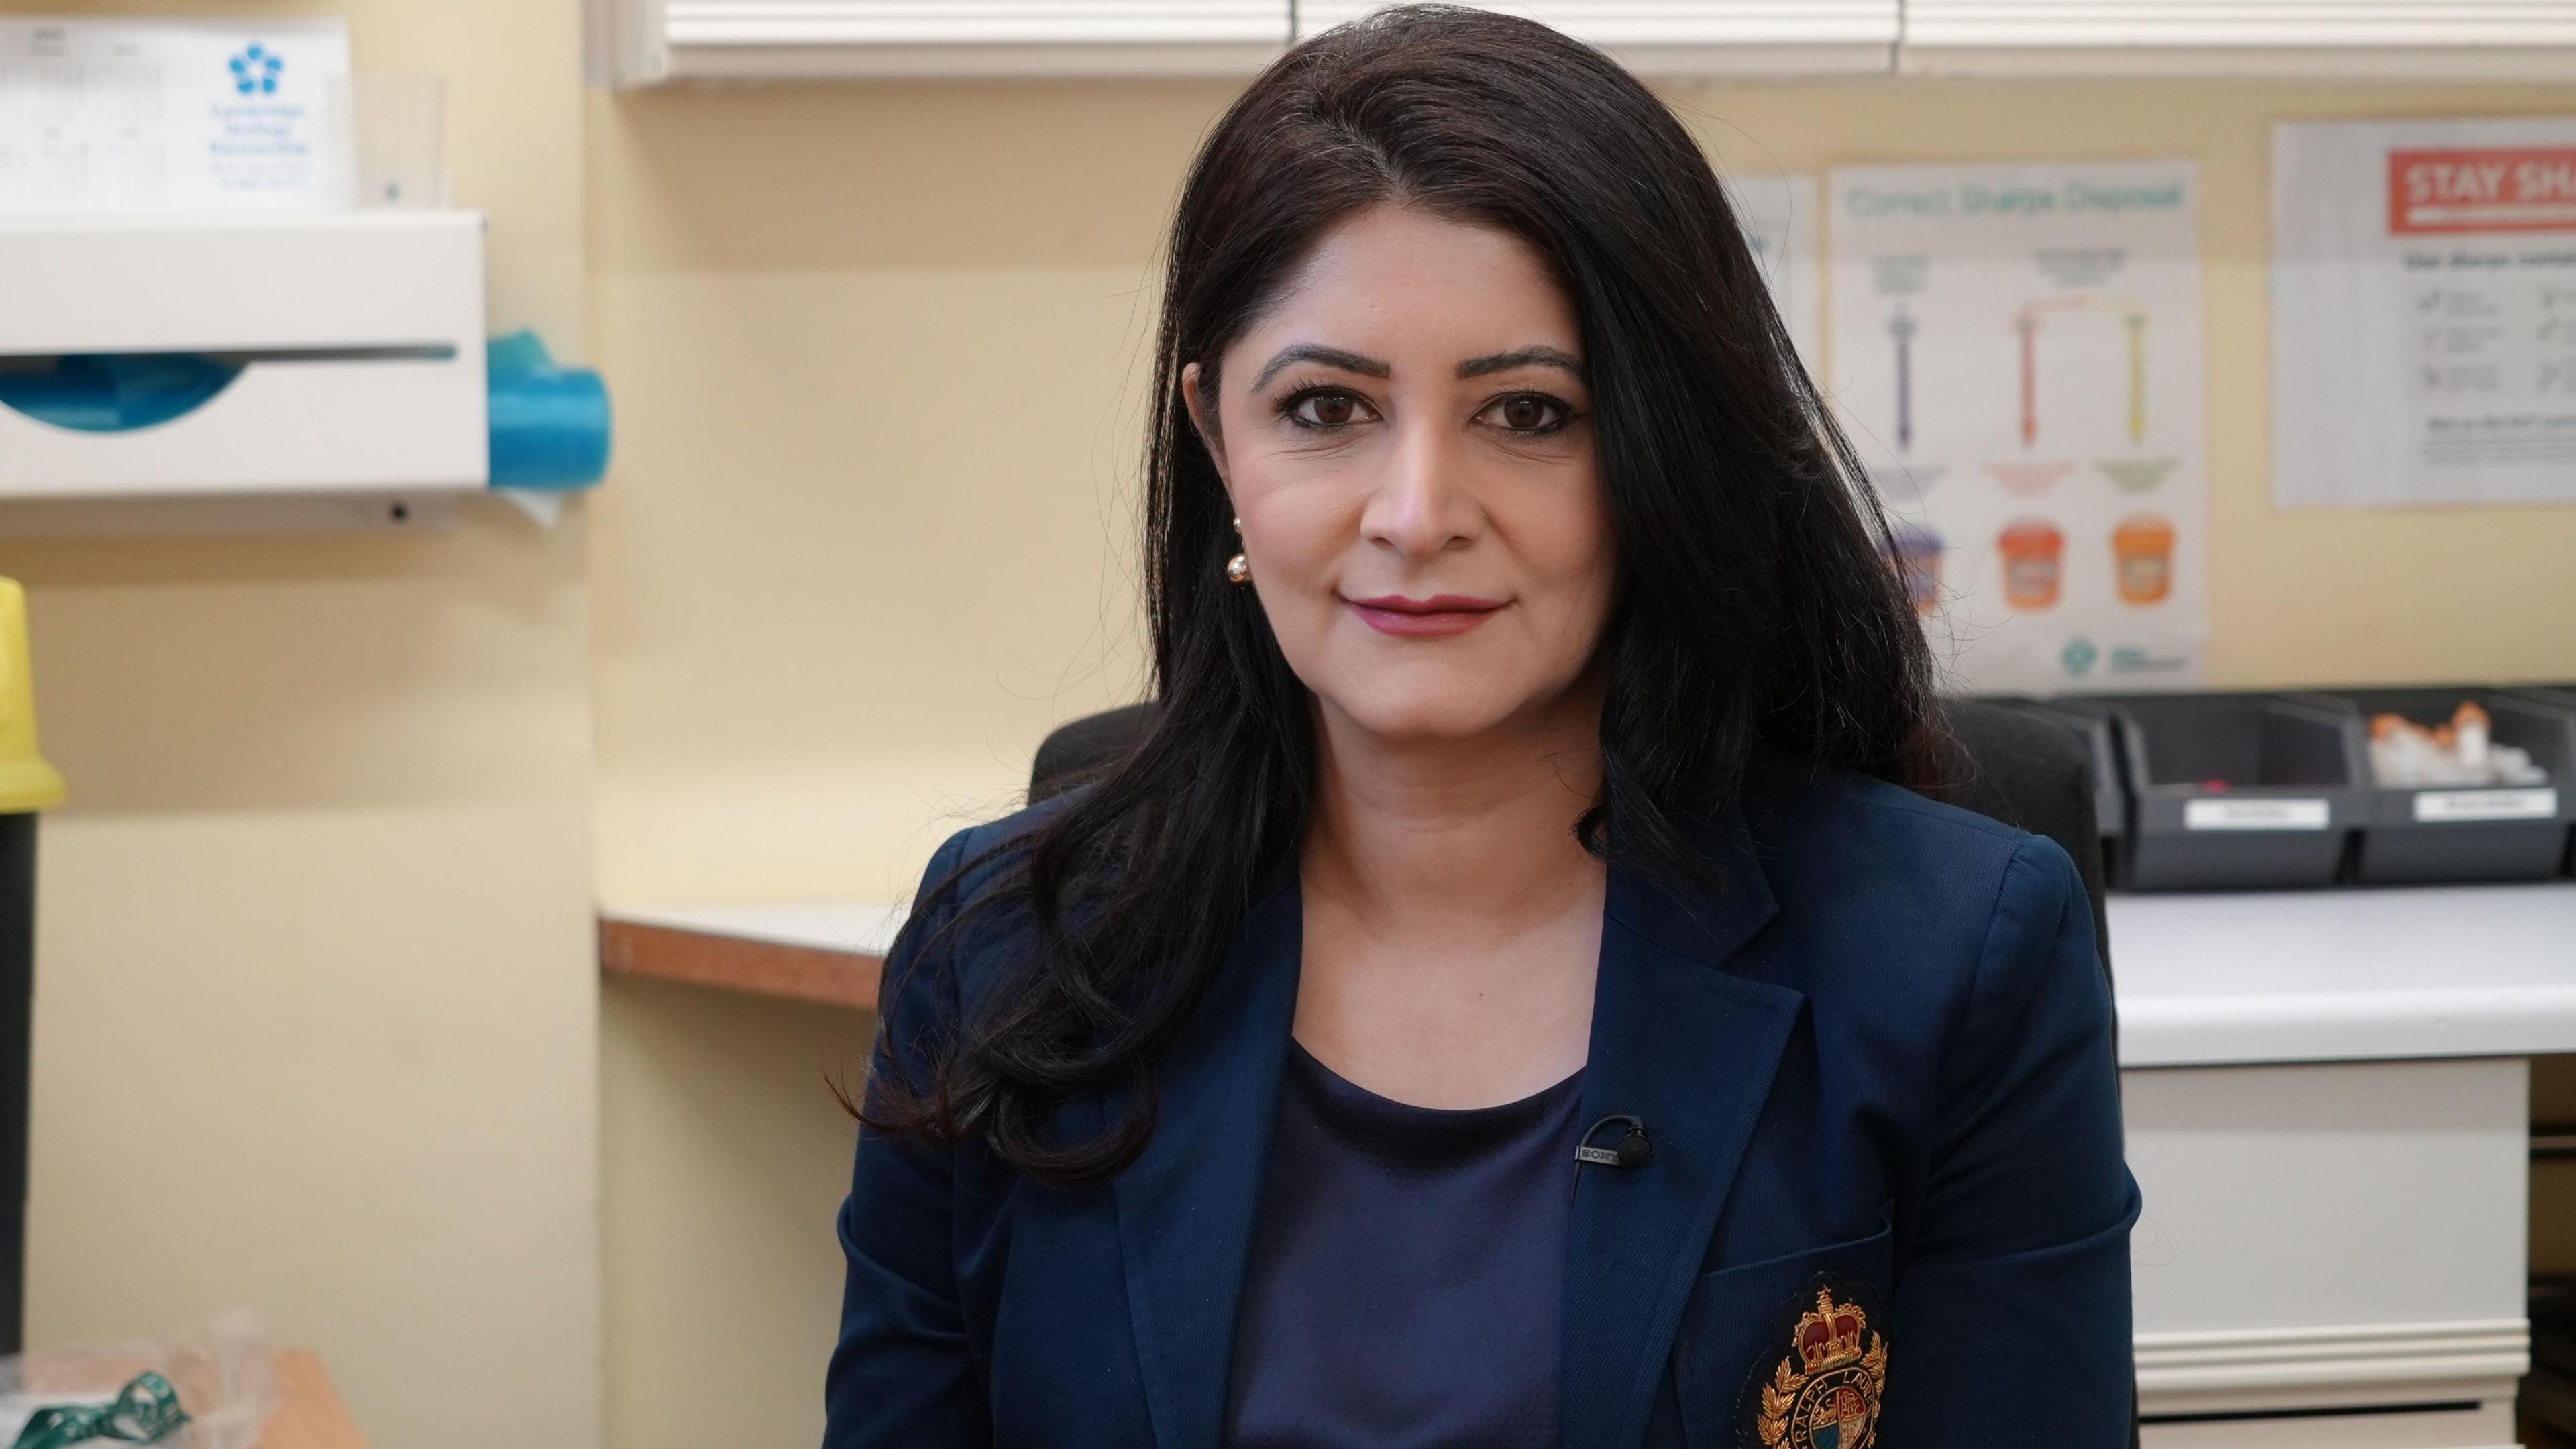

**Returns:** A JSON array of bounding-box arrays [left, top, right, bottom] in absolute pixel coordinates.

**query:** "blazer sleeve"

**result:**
[[1883, 835, 2142, 1447], [824, 829, 994, 1449]]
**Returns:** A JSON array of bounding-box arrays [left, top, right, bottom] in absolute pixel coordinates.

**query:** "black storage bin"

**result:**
[[2315, 687, 2576, 885], [2510, 686, 2576, 877], [2085, 693, 2365, 890], [1984, 698, 2130, 887]]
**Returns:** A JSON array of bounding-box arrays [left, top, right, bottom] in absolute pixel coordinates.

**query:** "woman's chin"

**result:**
[[1319, 690, 1532, 747]]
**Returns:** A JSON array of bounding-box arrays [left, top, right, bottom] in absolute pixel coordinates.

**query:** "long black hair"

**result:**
[[862, 4, 1945, 1190]]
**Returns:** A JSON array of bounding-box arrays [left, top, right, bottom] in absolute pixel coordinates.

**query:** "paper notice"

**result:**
[[0, 17, 352, 214], [2273, 118, 2576, 509]]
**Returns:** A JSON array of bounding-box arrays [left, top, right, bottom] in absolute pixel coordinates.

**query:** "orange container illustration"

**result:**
[[2112, 514, 2176, 605], [1996, 520, 2064, 610]]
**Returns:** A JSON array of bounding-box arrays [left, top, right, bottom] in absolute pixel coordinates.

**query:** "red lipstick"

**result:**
[[1346, 593, 1505, 638]]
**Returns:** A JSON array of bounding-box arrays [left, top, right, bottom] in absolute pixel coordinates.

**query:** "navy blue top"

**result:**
[[1223, 1040, 1587, 1449]]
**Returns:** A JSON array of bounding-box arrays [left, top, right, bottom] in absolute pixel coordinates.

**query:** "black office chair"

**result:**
[[1030, 698, 2113, 977], [1029, 696, 2133, 1445]]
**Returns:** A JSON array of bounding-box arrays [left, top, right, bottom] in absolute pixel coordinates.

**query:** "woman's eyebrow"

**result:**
[[1457, 346, 1586, 381], [1248, 344, 1391, 392]]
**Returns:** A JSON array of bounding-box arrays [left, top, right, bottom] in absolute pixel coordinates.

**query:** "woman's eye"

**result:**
[[1483, 394, 1571, 433], [1288, 391, 1369, 429]]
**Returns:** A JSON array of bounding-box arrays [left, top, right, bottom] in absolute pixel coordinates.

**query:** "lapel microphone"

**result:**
[[1575, 1114, 1652, 1169]]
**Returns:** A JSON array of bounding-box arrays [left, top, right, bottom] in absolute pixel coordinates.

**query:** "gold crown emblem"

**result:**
[[1756, 1282, 1886, 1449], [1793, 1289, 1868, 1373]]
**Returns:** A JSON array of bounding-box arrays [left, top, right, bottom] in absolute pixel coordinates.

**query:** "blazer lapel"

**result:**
[[1562, 813, 1805, 1449], [1112, 879, 1301, 1449]]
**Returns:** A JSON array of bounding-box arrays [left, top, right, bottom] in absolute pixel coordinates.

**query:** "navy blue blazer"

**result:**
[[828, 767, 2140, 1448]]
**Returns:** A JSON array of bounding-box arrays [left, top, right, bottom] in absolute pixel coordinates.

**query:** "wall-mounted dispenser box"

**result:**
[[0, 210, 486, 520]]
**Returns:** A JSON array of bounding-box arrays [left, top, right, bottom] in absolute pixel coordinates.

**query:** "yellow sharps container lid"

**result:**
[[0, 578, 65, 812]]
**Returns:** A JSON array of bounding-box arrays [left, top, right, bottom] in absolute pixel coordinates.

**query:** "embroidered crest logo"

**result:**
[[1754, 1287, 1887, 1449]]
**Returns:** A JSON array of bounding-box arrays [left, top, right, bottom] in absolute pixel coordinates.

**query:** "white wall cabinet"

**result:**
[[1898, 0, 2576, 77], [1293, 1, 1900, 74], [590, 0, 1291, 83], [592, 0, 2576, 81]]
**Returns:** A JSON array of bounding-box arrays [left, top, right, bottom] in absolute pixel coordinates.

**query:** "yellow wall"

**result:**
[[5, 2, 598, 1447], [584, 73, 2576, 1448], [586, 79, 1240, 1449]]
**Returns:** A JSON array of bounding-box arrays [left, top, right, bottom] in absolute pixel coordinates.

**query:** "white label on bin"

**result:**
[[2412, 788, 2559, 822], [2184, 798, 2331, 831]]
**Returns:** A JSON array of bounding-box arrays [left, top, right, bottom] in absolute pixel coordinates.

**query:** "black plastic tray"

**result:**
[[2075, 693, 2365, 891], [2313, 687, 2576, 885]]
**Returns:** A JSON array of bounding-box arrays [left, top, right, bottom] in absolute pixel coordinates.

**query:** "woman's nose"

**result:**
[[1360, 418, 1480, 559]]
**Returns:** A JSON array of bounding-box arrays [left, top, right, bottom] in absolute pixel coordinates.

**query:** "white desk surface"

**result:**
[[604, 883, 2576, 1071], [605, 901, 912, 957], [2106, 882, 2576, 1069]]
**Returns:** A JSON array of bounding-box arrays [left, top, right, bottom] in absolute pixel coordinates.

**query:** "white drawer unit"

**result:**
[[2109, 883, 2576, 1449], [1289, 0, 1900, 73], [0, 211, 488, 509], [2125, 1059, 2530, 1439], [588, 0, 1292, 82]]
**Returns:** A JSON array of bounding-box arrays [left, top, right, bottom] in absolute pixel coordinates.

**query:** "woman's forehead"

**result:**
[[1234, 205, 1582, 362]]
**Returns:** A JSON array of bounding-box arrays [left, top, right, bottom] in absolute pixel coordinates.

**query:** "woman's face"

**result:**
[[1185, 204, 1615, 746]]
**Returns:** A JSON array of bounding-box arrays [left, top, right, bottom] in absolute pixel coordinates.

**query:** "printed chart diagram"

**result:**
[[1829, 160, 2206, 694]]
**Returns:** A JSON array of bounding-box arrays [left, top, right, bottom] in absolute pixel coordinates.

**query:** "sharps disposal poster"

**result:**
[[1827, 160, 2208, 696], [2273, 119, 2576, 510]]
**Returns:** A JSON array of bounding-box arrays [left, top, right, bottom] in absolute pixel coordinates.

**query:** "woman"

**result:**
[[828, 7, 2138, 1447]]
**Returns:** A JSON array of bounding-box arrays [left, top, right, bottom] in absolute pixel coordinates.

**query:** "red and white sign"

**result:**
[[2275, 118, 2576, 511], [2387, 147, 2576, 234]]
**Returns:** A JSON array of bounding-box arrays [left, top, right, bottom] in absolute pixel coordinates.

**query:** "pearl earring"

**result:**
[[1226, 515, 1250, 585]]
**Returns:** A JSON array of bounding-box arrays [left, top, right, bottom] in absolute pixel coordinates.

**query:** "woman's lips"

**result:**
[[1346, 594, 1505, 638]]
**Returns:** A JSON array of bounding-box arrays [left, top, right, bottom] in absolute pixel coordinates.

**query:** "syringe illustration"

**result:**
[[2125, 313, 2147, 445], [2014, 295, 2149, 448], [1888, 305, 1918, 453]]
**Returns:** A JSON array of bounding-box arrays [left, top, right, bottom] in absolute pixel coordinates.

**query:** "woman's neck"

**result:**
[[1301, 693, 1606, 947]]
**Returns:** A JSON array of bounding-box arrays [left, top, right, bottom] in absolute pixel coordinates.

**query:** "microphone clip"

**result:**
[[1574, 1114, 1652, 1169]]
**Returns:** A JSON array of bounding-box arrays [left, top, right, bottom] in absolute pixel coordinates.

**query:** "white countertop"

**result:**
[[2106, 883, 2576, 1069], [604, 883, 2576, 1070]]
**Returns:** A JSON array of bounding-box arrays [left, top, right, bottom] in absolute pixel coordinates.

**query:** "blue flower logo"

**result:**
[[228, 44, 283, 95], [2060, 637, 2099, 678]]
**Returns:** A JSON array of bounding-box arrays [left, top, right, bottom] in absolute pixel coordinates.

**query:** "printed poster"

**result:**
[[1729, 171, 1823, 374], [1828, 160, 2207, 695], [0, 17, 352, 214], [2273, 118, 2576, 509]]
